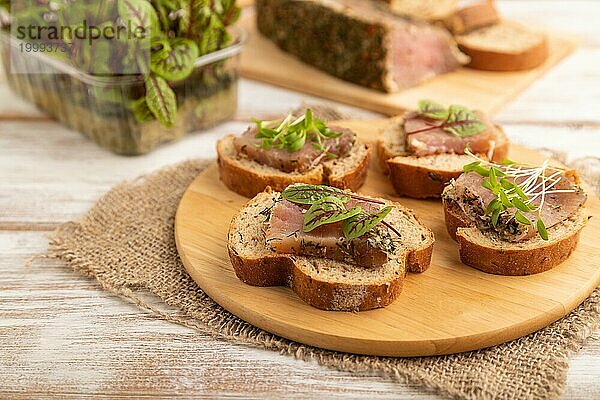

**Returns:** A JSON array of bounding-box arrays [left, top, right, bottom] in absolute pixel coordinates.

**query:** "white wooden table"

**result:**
[[1, 2, 599, 398]]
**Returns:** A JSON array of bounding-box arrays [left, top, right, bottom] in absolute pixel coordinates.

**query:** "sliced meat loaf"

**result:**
[[256, 0, 467, 92]]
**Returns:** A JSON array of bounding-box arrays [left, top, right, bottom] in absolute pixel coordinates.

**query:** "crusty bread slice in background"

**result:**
[[228, 190, 434, 311], [444, 1, 499, 34], [383, 0, 457, 22], [376, 117, 509, 198], [217, 135, 371, 198], [456, 20, 548, 71], [442, 194, 589, 276]]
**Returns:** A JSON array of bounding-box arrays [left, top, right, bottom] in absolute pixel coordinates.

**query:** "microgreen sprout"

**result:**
[[406, 100, 487, 138], [463, 149, 577, 240], [253, 109, 343, 156]]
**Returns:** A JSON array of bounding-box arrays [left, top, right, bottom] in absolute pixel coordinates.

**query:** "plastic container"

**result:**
[[0, 30, 244, 155]]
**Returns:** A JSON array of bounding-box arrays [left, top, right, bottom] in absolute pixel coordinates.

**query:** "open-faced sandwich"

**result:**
[[443, 153, 589, 275], [377, 100, 509, 198], [218, 109, 371, 198], [228, 184, 434, 311]]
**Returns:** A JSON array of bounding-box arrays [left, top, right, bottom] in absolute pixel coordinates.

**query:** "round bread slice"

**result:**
[[228, 189, 435, 311], [217, 135, 371, 198], [376, 117, 509, 198], [456, 21, 548, 71], [442, 188, 589, 276]]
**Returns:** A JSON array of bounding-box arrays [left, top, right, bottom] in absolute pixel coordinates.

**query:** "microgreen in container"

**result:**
[[0, 0, 242, 154]]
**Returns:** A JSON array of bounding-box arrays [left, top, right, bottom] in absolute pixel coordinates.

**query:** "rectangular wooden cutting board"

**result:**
[[238, 13, 578, 115]]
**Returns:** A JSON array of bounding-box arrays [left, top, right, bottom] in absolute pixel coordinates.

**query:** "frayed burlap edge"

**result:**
[[41, 153, 600, 400]]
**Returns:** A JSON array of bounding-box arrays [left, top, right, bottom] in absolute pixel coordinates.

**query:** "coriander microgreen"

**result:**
[[512, 197, 533, 213], [410, 100, 487, 138], [515, 211, 532, 225], [462, 150, 577, 241], [537, 218, 549, 240], [253, 109, 342, 155], [491, 207, 501, 227]]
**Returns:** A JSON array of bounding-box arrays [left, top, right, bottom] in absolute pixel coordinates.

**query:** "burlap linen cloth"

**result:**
[[44, 142, 600, 399]]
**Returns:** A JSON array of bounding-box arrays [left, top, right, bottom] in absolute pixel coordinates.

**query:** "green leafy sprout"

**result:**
[[1, 0, 240, 127], [406, 99, 487, 138], [282, 184, 400, 240], [463, 150, 577, 240], [253, 109, 342, 156]]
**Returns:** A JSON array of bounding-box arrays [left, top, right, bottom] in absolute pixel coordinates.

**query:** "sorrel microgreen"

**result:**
[[282, 184, 401, 240], [406, 99, 487, 138]]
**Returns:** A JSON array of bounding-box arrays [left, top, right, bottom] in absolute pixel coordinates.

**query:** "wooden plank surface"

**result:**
[[238, 12, 577, 116], [1, 1, 599, 398]]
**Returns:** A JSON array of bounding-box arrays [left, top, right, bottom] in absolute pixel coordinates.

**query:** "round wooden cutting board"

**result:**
[[175, 119, 600, 357]]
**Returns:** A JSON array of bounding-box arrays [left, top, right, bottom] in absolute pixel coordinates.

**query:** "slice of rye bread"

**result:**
[[228, 190, 435, 311], [444, 2, 499, 35], [217, 135, 371, 198], [376, 117, 509, 198], [382, 0, 457, 22], [456, 20, 548, 71], [442, 194, 589, 276]]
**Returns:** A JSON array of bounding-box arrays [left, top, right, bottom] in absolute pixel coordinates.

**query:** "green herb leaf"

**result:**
[[463, 161, 481, 173], [303, 196, 362, 232], [130, 97, 153, 123], [281, 184, 350, 205], [491, 207, 501, 227], [253, 109, 342, 154], [118, 0, 159, 37], [417, 99, 449, 120], [482, 179, 495, 191], [342, 206, 393, 240], [537, 218, 549, 240], [500, 178, 513, 190], [499, 191, 512, 208], [515, 211, 532, 225], [145, 74, 177, 127], [511, 197, 533, 213], [443, 105, 487, 137], [489, 167, 498, 186], [486, 199, 501, 215], [150, 38, 199, 81]]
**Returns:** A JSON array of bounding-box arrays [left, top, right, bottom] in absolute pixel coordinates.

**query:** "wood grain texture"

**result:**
[[239, 12, 577, 116], [175, 121, 600, 356], [0, 1, 599, 397]]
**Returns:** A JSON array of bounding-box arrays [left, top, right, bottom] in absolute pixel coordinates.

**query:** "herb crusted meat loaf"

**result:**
[[256, 0, 468, 92]]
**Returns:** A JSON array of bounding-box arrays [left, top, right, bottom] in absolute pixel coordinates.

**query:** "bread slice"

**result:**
[[376, 117, 509, 198], [456, 21, 548, 71], [442, 187, 589, 276], [444, 2, 499, 35], [217, 135, 371, 198], [228, 189, 435, 311], [383, 0, 457, 22]]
